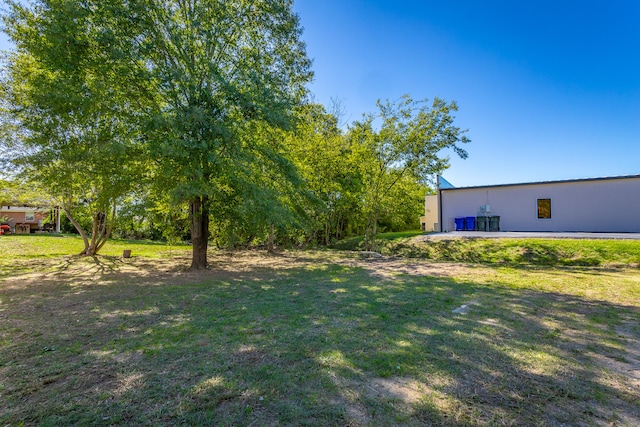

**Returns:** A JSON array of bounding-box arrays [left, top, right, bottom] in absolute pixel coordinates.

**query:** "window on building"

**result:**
[[25, 212, 35, 221], [537, 199, 551, 219]]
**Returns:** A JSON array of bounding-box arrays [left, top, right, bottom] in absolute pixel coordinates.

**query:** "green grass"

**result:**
[[334, 230, 640, 266], [0, 234, 190, 277], [333, 230, 426, 250], [369, 235, 640, 267], [1, 237, 639, 425], [0, 234, 189, 258]]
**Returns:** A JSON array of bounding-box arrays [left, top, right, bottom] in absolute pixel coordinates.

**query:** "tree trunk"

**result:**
[[64, 205, 91, 255], [324, 221, 330, 246], [267, 223, 275, 253], [64, 198, 115, 256], [95, 204, 117, 253], [189, 195, 209, 270], [371, 212, 378, 251], [364, 209, 379, 252], [86, 212, 102, 256]]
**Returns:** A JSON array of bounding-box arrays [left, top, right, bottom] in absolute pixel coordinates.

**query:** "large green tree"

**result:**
[[349, 95, 470, 251], [2, 0, 312, 265], [137, 0, 312, 269], [1, 1, 151, 255]]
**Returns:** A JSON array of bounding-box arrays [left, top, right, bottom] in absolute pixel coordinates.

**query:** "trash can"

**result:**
[[465, 216, 476, 231], [476, 216, 487, 231], [454, 217, 465, 231], [488, 216, 500, 231]]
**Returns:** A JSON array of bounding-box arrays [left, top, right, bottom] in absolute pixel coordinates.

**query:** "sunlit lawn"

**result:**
[[0, 236, 639, 425], [0, 234, 189, 258], [0, 234, 190, 278]]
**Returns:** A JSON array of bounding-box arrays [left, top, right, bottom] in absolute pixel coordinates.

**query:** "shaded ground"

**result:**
[[1, 250, 639, 426]]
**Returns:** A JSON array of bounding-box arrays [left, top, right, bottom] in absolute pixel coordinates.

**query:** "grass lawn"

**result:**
[[342, 232, 640, 267], [334, 230, 426, 250], [1, 235, 639, 425], [0, 234, 190, 278]]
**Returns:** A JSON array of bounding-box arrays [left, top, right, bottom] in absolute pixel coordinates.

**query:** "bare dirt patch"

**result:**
[[1, 250, 483, 293], [333, 252, 484, 280], [366, 377, 426, 404]]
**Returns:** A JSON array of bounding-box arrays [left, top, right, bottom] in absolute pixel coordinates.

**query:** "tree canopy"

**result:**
[[1, 2, 470, 260], [1, 0, 313, 264], [349, 95, 469, 250], [125, 0, 312, 268], [1, 0, 150, 255]]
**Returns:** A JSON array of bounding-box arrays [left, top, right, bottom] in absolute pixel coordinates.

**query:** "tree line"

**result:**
[[0, 0, 469, 269]]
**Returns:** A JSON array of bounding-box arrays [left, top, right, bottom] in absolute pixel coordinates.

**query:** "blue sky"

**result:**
[[293, 0, 640, 187]]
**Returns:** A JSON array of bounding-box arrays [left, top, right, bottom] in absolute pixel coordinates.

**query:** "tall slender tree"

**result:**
[[349, 95, 470, 251]]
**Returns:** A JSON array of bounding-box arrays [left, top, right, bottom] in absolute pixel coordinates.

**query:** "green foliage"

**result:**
[[1, 0, 313, 261], [1, 2, 469, 253], [209, 120, 316, 250], [376, 175, 429, 232], [1, 0, 152, 255], [0, 178, 52, 206], [108, 187, 191, 243], [333, 230, 426, 251], [349, 95, 469, 250], [366, 236, 640, 267], [283, 104, 364, 244], [135, 0, 313, 267], [112, 199, 163, 242]]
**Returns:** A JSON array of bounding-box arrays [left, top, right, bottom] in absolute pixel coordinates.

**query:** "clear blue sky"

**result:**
[[293, 0, 640, 187]]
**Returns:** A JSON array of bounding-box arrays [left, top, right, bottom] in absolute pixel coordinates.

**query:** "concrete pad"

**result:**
[[418, 231, 640, 240]]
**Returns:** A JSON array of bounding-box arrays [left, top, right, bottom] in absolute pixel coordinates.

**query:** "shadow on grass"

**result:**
[[1, 254, 638, 425]]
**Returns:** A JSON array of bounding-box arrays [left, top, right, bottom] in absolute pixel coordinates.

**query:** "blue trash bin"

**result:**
[[454, 217, 465, 231], [465, 216, 476, 231]]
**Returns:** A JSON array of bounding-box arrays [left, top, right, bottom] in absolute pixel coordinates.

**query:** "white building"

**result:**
[[435, 175, 640, 233]]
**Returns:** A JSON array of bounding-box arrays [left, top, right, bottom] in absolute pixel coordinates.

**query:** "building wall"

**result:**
[[1, 207, 49, 232], [439, 176, 640, 232], [421, 195, 438, 231]]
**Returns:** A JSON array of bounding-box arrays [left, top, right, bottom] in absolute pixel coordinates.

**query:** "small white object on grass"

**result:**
[[452, 300, 479, 315]]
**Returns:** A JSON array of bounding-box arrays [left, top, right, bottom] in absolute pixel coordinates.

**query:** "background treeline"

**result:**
[[49, 103, 432, 248], [0, 1, 467, 266], [1, 100, 433, 248]]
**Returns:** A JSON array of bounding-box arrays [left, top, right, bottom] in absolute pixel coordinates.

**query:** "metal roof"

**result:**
[[439, 174, 640, 191]]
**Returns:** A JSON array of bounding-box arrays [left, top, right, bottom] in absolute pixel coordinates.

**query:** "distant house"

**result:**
[[0, 205, 60, 234], [431, 175, 640, 233]]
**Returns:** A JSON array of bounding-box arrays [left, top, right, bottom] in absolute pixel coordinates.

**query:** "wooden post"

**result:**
[[55, 207, 61, 233]]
